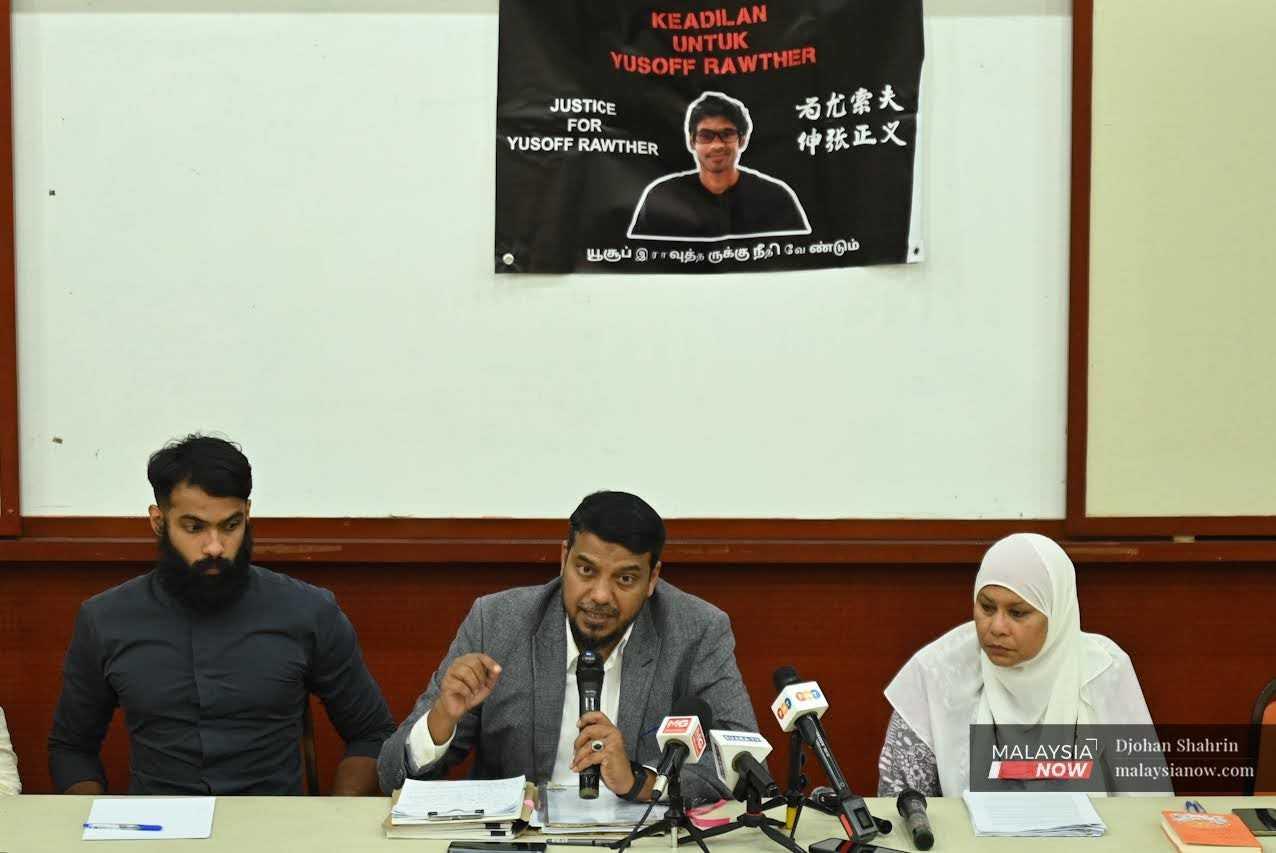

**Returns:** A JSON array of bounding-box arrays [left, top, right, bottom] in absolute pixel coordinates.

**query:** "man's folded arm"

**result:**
[[48, 605, 117, 793]]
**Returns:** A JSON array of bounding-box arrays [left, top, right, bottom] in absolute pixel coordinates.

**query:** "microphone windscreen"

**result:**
[[670, 695, 715, 731], [772, 665, 801, 692], [576, 649, 604, 690]]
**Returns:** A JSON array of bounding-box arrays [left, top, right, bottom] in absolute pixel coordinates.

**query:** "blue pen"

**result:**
[[1184, 800, 1205, 814], [84, 822, 163, 831]]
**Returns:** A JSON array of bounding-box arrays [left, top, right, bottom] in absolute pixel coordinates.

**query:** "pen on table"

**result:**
[[1184, 800, 1205, 814], [83, 822, 163, 831], [544, 840, 616, 847]]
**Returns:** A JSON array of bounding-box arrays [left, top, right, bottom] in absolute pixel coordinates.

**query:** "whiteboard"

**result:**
[[13, 0, 1072, 519], [1085, 0, 1276, 518]]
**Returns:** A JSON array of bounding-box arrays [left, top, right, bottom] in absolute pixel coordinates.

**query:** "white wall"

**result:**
[[13, 0, 1072, 518]]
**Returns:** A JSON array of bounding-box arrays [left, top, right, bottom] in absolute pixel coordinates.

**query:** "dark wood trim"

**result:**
[[3, 516, 1067, 564], [1064, 0, 1093, 537], [16, 516, 1068, 541], [0, 0, 21, 537], [2, 516, 1276, 564], [1065, 516, 1276, 539]]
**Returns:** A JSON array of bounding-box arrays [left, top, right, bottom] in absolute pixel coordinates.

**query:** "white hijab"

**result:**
[[974, 531, 1085, 730], [884, 533, 1143, 796]]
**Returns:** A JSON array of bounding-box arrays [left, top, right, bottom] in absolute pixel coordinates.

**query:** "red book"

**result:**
[[1161, 811, 1261, 852]]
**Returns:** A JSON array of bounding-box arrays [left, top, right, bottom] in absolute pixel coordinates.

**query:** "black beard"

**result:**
[[156, 523, 254, 614], [566, 598, 644, 654]]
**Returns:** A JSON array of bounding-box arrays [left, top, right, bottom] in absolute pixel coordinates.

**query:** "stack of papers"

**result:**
[[961, 791, 1107, 837], [385, 776, 533, 840], [539, 785, 667, 835]]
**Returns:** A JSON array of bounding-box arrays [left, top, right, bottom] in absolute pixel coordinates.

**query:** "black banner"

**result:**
[[494, 1, 925, 274]]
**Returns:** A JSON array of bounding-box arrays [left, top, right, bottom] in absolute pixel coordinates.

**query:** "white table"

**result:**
[[1, 795, 1274, 852]]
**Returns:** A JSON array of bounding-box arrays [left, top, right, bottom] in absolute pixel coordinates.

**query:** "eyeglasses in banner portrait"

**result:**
[[494, 0, 924, 274]]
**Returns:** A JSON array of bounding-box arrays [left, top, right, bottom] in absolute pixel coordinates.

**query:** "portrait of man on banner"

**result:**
[[627, 91, 811, 242]]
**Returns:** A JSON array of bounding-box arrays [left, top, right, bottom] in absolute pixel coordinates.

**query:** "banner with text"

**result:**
[[494, 0, 925, 274]]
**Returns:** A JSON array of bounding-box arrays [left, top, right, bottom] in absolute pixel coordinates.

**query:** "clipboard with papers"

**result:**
[[385, 776, 536, 840]]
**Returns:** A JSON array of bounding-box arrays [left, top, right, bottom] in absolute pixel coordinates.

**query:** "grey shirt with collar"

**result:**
[[377, 577, 758, 803]]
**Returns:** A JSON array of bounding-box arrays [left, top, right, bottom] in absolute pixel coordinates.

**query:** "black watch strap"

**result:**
[[621, 762, 649, 801]]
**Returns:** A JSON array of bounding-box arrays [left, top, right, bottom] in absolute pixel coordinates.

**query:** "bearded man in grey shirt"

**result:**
[[48, 434, 395, 795]]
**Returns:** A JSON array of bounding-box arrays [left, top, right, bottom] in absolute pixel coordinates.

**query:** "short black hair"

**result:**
[[147, 434, 252, 508], [686, 92, 751, 141], [567, 491, 665, 568]]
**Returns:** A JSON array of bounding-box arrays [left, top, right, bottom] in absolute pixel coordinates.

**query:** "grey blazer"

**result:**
[[377, 577, 758, 802]]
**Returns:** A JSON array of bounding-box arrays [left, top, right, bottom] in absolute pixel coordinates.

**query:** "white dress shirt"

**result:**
[[0, 706, 21, 795], [408, 620, 634, 783]]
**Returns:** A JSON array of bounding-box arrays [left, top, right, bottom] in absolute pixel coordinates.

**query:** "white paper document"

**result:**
[[961, 791, 1106, 837], [540, 784, 667, 834], [82, 797, 216, 841], [392, 775, 527, 824]]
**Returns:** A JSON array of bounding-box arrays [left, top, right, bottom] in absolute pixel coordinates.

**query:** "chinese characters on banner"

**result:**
[[494, 1, 924, 274]]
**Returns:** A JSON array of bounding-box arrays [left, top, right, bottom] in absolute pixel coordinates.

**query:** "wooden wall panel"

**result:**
[[8, 518, 1276, 565], [1, 560, 1273, 796], [0, 0, 19, 536]]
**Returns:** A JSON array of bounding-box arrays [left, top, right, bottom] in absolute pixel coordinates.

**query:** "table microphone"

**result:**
[[709, 729, 779, 802], [896, 788, 934, 851], [771, 666, 877, 843], [651, 696, 711, 800], [576, 648, 604, 799]]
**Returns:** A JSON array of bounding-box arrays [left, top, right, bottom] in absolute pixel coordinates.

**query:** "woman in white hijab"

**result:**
[[877, 532, 1156, 797]]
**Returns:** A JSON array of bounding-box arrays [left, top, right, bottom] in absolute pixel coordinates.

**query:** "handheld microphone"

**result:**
[[651, 697, 711, 801], [895, 788, 934, 851], [576, 648, 604, 799], [709, 730, 779, 803], [771, 666, 877, 843]]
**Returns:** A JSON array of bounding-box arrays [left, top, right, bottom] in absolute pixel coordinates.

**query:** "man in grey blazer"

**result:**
[[377, 491, 758, 803]]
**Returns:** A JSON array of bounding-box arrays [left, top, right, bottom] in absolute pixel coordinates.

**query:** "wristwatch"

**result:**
[[621, 761, 649, 801]]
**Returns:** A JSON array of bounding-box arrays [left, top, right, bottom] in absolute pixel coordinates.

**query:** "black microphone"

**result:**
[[651, 696, 713, 800], [709, 730, 780, 803], [732, 752, 780, 801], [896, 788, 934, 851], [771, 666, 877, 844], [576, 648, 604, 799]]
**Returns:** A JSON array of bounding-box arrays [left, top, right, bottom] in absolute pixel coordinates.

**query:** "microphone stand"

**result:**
[[613, 774, 710, 853], [784, 746, 891, 844], [692, 790, 806, 853], [783, 732, 824, 839]]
